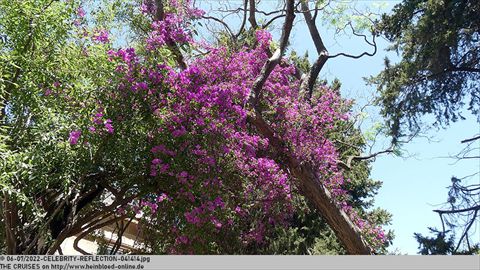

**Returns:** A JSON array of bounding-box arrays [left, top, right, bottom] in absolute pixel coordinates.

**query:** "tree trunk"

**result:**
[[248, 114, 372, 254]]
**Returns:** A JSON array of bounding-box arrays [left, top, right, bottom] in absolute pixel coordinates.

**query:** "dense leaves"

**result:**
[[373, 0, 480, 141]]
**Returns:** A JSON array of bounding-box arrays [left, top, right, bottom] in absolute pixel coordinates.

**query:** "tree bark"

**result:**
[[248, 114, 371, 254]]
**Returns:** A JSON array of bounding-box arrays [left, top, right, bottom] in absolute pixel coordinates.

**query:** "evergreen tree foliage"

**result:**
[[373, 0, 480, 141]]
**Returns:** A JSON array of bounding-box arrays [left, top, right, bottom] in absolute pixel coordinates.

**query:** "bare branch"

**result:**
[[299, 1, 329, 100], [202, 15, 235, 39], [433, 205, 480, 214], [337, 146, 394, 170], [248, 0, 258, 29], [454, 210, 478, 252], [235, 0, 248, 38], [262, 14, 286, 29], [329, 23, 377, 59], [461, 135, 480, 144], [256, 7, 286, 17]]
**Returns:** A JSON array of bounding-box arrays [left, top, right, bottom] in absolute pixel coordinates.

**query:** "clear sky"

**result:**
[[198, 0, 480, 254]]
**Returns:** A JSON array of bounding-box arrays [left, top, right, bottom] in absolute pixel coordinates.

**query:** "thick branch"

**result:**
[[3, 193, 17, 254], [301, 1, 326, 54], [24, 199, 68, 254], [245, 1, 371, 254], [248, 0, 258, 28], [250, 0, 295, 109], [301, 53, 328, 100], [46, 190, 137, 255], [248, 114, 371, 254], [73, 215, 125, 255], [299, 1, 329, 100], [71, 191, 137, 237]]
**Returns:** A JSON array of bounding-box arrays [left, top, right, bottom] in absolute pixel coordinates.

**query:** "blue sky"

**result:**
[[199, 0, 480, 254]]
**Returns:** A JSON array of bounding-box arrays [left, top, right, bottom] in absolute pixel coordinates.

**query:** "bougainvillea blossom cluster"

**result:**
[[68, 0, 386, 252]]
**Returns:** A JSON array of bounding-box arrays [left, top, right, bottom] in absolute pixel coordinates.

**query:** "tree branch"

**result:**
[[338, 147, 394, 169], [250, 0, 295, 110], [248, 0, 258, 29], [235, 0, 248, 39], [454, 210, 478, 252], [202, 16, 235, 41], [110, 217, 133, 255], [299, 1, 329, 100], [247, 114, 372, 254], [461, 135, 480, 144], [2, 192, 17, 254], [244, 1, 371, 254], [262, 14, 286, 29], [329, 25, 377, 60], [46, 188, 137, 255], [433, 204, 480, 214], [73, 215, 126, 255], [24, 199, 68, 254]]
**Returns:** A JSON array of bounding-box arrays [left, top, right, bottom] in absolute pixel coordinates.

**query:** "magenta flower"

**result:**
[[104, 119, 114, 133], [156, 193, 168, 202], [77, 7, 86, 18], [172, 126, 186, 137], [212, 218, 222, 229], [93, 113, 103, 125], [69, 130, 81, 145], [92, 29, 109, 44], [176, 235, 189, 245]]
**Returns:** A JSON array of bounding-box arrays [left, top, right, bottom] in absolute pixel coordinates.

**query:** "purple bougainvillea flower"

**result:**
[[104, 119, 114, 133], [92, 29, 109, 44], [69, 130, 81, 145], [77, 7, 86, 18]]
